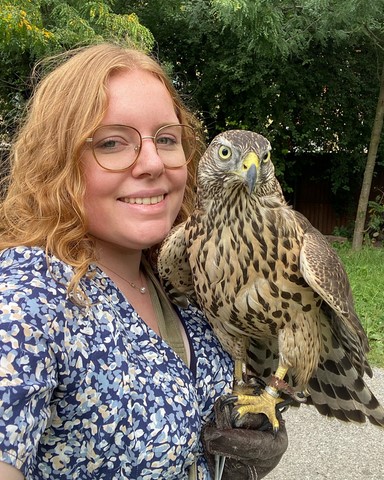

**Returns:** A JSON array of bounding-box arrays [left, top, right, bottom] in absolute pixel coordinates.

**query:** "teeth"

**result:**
[[122, 195, 164, 205]]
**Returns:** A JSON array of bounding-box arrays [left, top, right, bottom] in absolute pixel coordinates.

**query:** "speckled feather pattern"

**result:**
[[158, 129, 384, 427]]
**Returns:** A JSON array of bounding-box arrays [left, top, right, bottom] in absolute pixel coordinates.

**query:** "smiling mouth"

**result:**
[[120, 194, 165, 205]]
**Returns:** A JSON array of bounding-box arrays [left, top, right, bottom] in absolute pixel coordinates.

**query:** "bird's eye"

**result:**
[[262, 151, 270, 162], [218, 145, 232, 160]]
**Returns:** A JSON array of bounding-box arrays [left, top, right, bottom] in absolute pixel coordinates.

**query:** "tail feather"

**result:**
[[307, 320, 384, 427], [308, 359, 384, 427], [323, 304, 372, 378], [247, 337, 384, 427]]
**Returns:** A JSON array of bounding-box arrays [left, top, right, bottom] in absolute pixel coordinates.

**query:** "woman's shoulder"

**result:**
[[0, 246, 71, 301], [0, 246, 48, 284], [178, 303, 216, 340], [0, 245, 46, 267], [0, 246, 75, 282]]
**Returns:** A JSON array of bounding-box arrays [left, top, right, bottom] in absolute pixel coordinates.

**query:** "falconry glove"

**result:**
[[203, 397, 288, 480]]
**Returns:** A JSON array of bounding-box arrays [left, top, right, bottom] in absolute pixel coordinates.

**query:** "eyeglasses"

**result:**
[[85, 124, 197, 171]]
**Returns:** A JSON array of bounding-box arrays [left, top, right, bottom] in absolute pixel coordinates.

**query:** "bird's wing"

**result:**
[[157, 221, 196, 308], [297, 212, 370, 374]]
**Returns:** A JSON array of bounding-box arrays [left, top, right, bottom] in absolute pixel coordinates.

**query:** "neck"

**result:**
[[93, 237, 143, 279], [98, 261, 147, 295]]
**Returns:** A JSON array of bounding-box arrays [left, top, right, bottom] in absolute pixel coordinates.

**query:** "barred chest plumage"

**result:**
[[186, 193, 322, 354], [158, 129, 384, 429]]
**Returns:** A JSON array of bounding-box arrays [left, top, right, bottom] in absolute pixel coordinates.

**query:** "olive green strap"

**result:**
[[188, 461, 197, 480], [142, 258, 189, 367]]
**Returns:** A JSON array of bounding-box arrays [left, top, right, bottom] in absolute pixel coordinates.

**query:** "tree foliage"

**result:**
[[0, 0, 154, 141], [129, 0, 383, 196], [1, 0, 384, 238]]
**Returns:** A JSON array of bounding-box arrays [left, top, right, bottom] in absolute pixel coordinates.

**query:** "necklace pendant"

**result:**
[[98, 262, 147, 294]]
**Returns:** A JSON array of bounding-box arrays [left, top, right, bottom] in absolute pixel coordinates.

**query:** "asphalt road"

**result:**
[[267, 367, 384, 480]]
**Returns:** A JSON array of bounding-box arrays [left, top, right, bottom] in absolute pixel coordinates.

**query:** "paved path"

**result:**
[[267, 367, 384, 480]]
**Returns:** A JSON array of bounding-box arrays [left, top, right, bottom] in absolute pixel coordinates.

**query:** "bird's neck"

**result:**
[[196, 178, 287, 219], [257, 178, 286, 204]]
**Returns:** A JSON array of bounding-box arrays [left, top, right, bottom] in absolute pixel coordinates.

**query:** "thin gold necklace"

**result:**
[[98, 263, 147, 294]]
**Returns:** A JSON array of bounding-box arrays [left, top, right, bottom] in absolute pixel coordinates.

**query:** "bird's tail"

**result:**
[[247, 335, 384, 427], [307, 316, 384, 427]]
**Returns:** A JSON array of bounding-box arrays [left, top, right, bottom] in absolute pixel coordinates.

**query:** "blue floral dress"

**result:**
[[0, 246, 233, 479]]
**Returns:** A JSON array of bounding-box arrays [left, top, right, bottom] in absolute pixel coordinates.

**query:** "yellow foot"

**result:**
[[235, 390, 284, 433]]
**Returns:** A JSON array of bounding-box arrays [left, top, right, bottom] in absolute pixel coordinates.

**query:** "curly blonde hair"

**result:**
[[0, 43, 203, 301]]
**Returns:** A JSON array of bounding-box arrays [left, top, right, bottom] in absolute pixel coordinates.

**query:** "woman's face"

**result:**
[[82, 69, 188, 254]]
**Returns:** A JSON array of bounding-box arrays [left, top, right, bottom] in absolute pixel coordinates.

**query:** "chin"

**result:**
[[132, 228, 171, 250]]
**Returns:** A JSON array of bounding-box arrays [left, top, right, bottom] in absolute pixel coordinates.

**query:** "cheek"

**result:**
[[170, 167, 188, 210], [82, 160, 114, 217], [84, 170, 102, 205]]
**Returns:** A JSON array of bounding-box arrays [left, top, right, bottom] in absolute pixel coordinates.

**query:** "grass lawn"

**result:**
[[334, 243, 384, 368]]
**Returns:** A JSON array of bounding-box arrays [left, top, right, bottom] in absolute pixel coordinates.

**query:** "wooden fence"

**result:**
[[293, 166, 384, 235]]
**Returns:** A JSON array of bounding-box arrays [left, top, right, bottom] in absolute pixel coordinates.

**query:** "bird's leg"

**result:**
[[233, 360, 255, 395], [234, 358, 244, 384], [264, 365, 289, 398], [233, 364, 289, 433], [233, 359, 256, 395]]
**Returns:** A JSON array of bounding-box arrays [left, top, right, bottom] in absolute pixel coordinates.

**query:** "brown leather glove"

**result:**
[[202, 396, 289, 479]]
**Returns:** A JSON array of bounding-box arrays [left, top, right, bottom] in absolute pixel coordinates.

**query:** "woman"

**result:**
[[0, 43, 287, 479]]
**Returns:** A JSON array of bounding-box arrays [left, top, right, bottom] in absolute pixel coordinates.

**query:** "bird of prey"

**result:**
[[157, 129, 384, 432]]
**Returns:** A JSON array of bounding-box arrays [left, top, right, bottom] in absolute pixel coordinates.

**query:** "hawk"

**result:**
[[158, 129, 384, 431]]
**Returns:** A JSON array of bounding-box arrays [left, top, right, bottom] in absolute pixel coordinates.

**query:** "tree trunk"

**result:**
[[352, 62, 384, 250]]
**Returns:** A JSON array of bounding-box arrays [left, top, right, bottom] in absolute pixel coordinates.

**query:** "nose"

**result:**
[[131, 136, 164, 177]]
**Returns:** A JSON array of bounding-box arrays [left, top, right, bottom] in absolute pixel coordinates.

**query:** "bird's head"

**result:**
[[197, 130, 274, 198]]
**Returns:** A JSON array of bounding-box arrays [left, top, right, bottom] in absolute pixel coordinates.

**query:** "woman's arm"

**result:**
[[0, 461, 24, 480]]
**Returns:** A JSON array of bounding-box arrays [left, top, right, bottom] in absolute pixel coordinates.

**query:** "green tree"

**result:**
[[130, 0, 382, 197], [352, 55, 384, 250], [198, 0, 384, 244], [0, 0, 154, 142], [2, 0, 384, 238]]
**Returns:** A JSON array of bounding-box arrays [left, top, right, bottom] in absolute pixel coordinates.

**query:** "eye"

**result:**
[[94, 136, 129, 153], [261, 150, 270, 162], [156, 134, 177, 148], [218, 145, 232, 160]]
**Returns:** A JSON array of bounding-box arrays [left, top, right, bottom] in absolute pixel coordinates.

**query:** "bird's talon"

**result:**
[[233, 410, 241, 421], [276, 398, 293, 412], [293, 391, 308, 403], [220, 395, 238, 409]]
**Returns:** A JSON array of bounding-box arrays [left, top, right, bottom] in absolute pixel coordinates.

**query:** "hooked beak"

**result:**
[[240, 152, 259, 194]]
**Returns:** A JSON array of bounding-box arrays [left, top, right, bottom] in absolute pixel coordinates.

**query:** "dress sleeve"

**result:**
[[0, 289, 58, 474]]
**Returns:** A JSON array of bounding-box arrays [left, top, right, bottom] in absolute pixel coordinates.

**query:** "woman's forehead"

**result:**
[[103, 69, 179, 127]]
